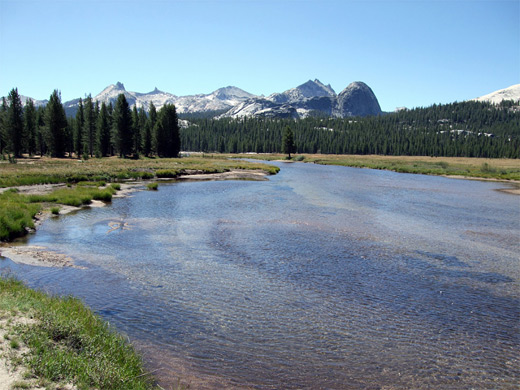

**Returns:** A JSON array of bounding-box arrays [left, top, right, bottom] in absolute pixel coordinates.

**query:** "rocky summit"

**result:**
[[17, 79, 383, 119], [221, 80, 382, 119]]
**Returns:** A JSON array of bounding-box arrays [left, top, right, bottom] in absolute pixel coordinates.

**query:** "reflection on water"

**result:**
[[1, 162, 519, 389]]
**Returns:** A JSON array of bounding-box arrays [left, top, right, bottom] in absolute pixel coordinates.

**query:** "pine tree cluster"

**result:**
[[0, 89, 180, 159]]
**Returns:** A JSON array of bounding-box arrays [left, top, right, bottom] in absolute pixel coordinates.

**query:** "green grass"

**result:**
[[0, 156, 279, 188], [50, 206, 60, 215], [146, 183, 158, 191], [0, 190, 41, 241], [233, 153, 520, 181], [0, 277, 158, 390]]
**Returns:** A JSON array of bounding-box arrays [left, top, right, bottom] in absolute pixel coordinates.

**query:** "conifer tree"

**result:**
[[6, 88, 24, 157], [83, 95, 96, 157], [96, 101, 111, 157], [139, 107, 151, 157], [45, 90, 67, 157], [132, 105, 141, 156], [155, 104, 180, 157], [282, 125, 296, 158], [24, 98, 37, 156], [75, 98, 84, 157], [36, 106, 46, 156], [148, 102, 158, 155], [113, 94, 132, 158], [0, 97, 7, 155]]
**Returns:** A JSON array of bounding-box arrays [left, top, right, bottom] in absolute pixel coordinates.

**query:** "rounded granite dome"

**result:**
[[337, 82, 382, 117]]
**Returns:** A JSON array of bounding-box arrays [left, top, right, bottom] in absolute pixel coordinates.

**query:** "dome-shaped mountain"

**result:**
[[335, 82, 382, 117]]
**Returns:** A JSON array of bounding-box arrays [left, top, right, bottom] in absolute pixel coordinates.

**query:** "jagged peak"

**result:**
[[115, 82, 125, 90]]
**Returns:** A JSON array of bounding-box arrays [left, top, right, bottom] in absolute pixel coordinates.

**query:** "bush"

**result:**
[[155, 169, 179, 178], [51, 207, 60, 215], [146, 183, 158, 191]]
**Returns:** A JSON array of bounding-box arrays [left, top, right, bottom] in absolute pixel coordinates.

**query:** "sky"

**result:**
[[0, 0, 518, 112]]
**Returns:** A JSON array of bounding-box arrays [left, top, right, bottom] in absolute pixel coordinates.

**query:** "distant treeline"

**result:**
[[181, 100, 520, 158], [0, 89, 180, 159], [2, 88, 519, 159]]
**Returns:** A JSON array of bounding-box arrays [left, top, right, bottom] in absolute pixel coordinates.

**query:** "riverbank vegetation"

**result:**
[[233, 153, 520, 181], [0, 277, 158, 389]]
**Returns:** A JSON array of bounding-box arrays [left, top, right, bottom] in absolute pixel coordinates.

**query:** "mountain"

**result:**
[[472, 84, 520, 104], [62, 83, 256, 117], [12, 79, 382, 119], [221, 80, 382, 119], [267, 79, 336, 104]]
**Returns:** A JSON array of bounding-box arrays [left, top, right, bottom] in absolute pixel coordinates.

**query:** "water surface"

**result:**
[[2, 162, 519, 389]]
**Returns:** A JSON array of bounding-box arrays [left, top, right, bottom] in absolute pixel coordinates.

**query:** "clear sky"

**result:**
[[0, 0, 518, 111]]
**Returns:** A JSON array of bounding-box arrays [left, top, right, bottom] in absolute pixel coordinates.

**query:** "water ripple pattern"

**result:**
[[2, 162, 519, 389]]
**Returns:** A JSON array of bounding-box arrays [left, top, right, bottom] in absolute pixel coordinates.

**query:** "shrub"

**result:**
[[155, 169, 179, 178], [51, 207, 60, 215], [146, 183, 158, 191]]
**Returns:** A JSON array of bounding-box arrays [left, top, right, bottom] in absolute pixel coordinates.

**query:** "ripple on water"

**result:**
[[6, 163, 520, 389]]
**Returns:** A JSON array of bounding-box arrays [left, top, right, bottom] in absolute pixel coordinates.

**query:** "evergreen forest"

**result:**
[[1, 88, 519, 160], [181, 101, 519, 158]]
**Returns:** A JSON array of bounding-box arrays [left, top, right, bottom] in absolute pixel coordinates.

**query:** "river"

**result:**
[[1, 161, 519, 389]]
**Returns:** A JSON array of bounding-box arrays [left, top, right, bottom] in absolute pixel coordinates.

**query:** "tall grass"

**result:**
[[0, 277, 157, 389], [0, 190, 41, 240]]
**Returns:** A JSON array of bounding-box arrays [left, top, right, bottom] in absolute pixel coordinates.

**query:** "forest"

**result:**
[[181, 100, 520, 158], [0, 89, 180, 160], [1, 88, 519, 160]]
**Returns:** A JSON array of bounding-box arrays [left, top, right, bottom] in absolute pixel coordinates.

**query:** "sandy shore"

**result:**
[[0, 245, 80, 268]]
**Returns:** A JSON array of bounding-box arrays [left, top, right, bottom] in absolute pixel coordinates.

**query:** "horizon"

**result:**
[[1, 0, 518, 112]]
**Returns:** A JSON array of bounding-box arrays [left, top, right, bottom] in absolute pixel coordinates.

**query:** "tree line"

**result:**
[[1, 88, 518, 160], [180, 100, 519, 158], [0, 88, 180, 159]]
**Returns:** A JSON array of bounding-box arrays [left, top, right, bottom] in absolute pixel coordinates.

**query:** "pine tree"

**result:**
[[155, 104, 180, 157], [282, 125, 296, 158], [24, 98, 37, 156], [6, 88, 24, 157], [0, 97, 7, 155], [139, 107, 151, 157], [83, 95, 95, 157], [132, 105, 141, 156], [96, 101, 111, 157], [45, 90, 67, 157], [75, 98, 84, 157], [148, 102, 157, 155], [36, 106, 46, 156], [113, 94, 132, 158]]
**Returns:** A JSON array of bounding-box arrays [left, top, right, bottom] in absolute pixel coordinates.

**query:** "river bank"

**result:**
[[0, 277, 160, 390]]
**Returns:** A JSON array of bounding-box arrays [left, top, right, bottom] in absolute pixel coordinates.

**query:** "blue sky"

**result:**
[[0, 0, 518, 111]]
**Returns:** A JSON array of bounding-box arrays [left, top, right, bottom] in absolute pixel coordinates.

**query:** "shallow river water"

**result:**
[[2, 162, 519, 389]]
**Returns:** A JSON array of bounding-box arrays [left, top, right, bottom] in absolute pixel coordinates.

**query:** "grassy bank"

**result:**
[[0, 277, 158, 389], [0, 184, 120, 241], [0, 156, 279, 188], [232, 153, 520, 181]]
